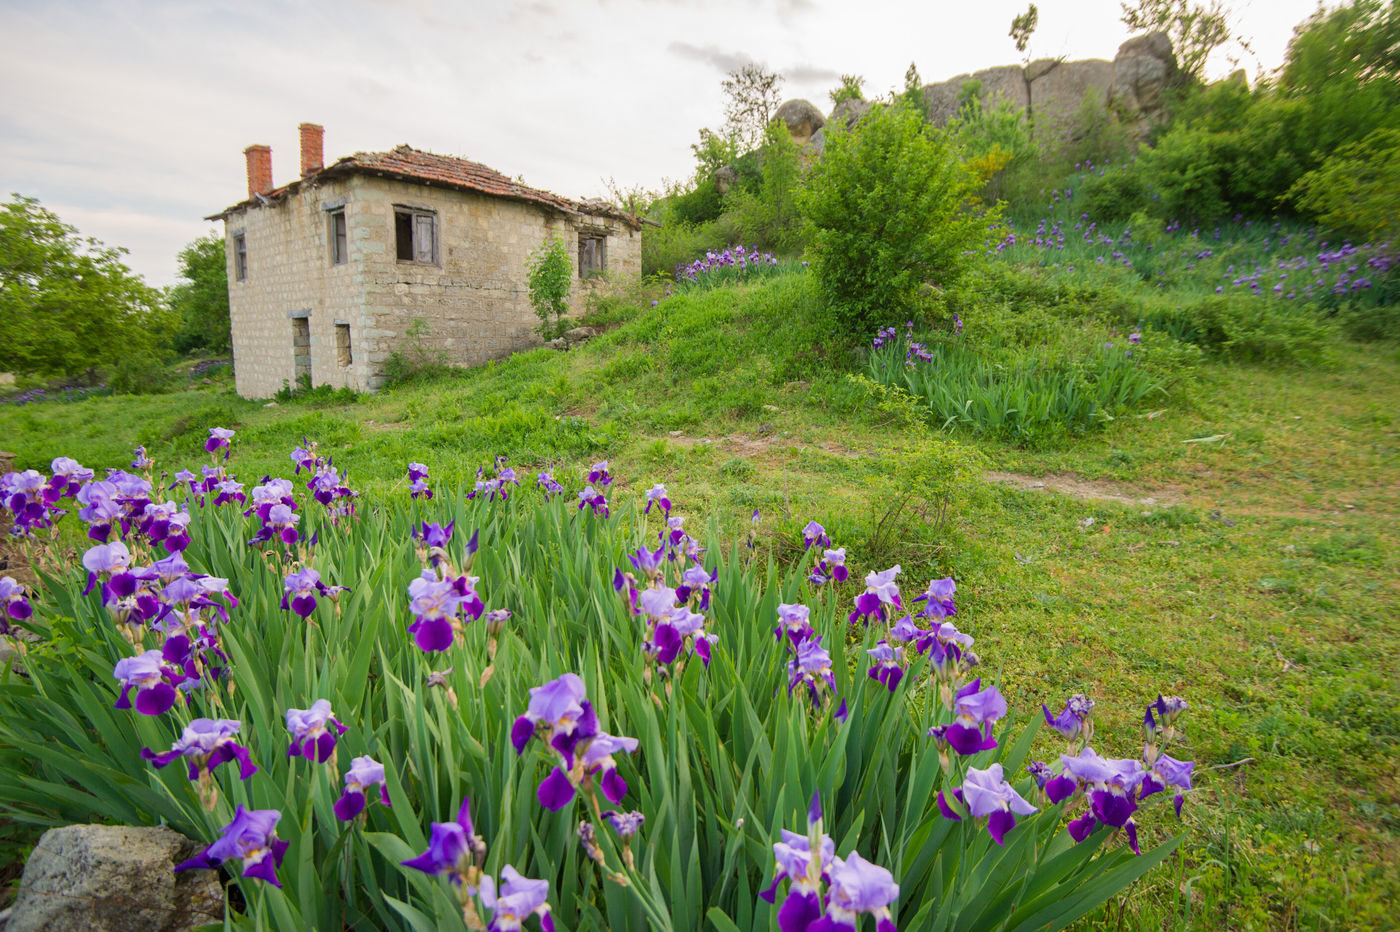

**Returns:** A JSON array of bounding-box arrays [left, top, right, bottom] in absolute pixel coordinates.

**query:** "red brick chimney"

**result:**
[[299, 123, 324, 177], [244, 144, 273, 198]]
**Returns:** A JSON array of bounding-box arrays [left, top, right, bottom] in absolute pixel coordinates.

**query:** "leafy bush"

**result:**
[[1288, 128, 1400, 241], [800, 101, 992, 341], [1137, 294, 1334, 364], [528, 236, 574, 340]]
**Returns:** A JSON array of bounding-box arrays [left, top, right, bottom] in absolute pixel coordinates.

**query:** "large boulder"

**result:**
[[826, 97, 871, 133], [1110, 31, 1178, 139], [775, 99, 825, 145], [6, 824, 223, 932], [922, 65, 1029, 128], [1027, 58, 1116, 141]]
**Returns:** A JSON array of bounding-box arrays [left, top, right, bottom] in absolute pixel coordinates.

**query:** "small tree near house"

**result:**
[[528, 235, 573, 341]]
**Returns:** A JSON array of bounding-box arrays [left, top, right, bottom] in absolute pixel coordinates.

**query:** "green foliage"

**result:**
[[949, 82, 1038, 203], [800, 101, 991, 341], [828, 74, 866, 105], [865, 435, 985, 561], [1279, 0, 1400, 94], [528, 236, 574, 340], [169, 233, 231, 355], [690, 128, 739, 182], [721, 121, 808, 253], [900, 63, 929, 119], [383, 318, 453, 386], [1288, 127, 1400, 241], [0, 194, 173, 381]]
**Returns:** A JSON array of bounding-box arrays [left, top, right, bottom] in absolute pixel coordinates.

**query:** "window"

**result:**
[[395, 207, 437, 264], [578, 233, 606, 278], [328, 209, 347, 265], [233, 233, 247, 281], [291, 315, 311, 384], [335, 323, 352, 367]]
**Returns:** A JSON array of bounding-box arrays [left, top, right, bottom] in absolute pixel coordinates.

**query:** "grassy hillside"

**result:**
[[3, 257, 1399, 929]]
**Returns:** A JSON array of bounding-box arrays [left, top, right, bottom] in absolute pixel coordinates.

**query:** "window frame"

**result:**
[[328, 208, 348, 266], [394, 206, 438, 266], [232, 232, 247, 281], [577, 231, 607, 279]]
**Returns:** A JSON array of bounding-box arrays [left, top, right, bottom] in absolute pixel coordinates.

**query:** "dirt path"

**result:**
[[983, 470, 1184, 507]]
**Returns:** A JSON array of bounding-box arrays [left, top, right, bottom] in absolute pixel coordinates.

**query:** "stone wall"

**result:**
[[224, 178, 639, 398]]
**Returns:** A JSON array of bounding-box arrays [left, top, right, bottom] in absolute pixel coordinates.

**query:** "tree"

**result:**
[[829, 74, 866, 105], [1119, 0, 1250, 80], [0, 194, 170, 381], [1010, 4, 1040, 62], [527, 235, 573, 340], [900, 62, 928, 119], [1280, 0, 1400, 93], [169, 233, 230, 355], [798, 101, 992, 340], [722, 64, 785, 152]]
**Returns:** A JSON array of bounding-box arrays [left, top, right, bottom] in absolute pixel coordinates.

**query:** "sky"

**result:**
[[1, 0, 1328, 286]]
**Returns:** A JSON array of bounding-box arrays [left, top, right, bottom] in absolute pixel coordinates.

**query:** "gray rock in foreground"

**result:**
[[7, 825, 223, 932]]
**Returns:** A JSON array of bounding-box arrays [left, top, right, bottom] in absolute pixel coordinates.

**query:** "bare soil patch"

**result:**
[[984, 470, 1185, 507]]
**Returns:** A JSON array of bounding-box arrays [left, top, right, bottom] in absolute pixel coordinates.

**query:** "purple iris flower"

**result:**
[[938, 763, 1038, 846], [581, 732, 640, 804], [675, 565, 716, 610], [204, 427, 235, 459], [889, 615, 933, 654], [941, 678, 1007, 755], [401, 796, 487, 887], [821, 851, 901, 931], [912, 576, 956, 618], [48, 457, 92, 497], [113, 650, 185, 715], [775, 602, 813, 645], [407, 571, 468, 652], [212, 479, 246, 507], [247, 478, 297, 521], [175, 805, 287, 887], [627, 542, 667, 578], [1140, 753, 1193, 817], [82, 540, 132, 597], [334, 755, 392, 820], [290, 446, 316, 474], [250, 502, 300, 546], [788, 635, 837, 709], [537, 472, 564, 499], [131, 446, 154, 470], [587, 460, 613, 486], [602, 809, 645, 838], [281, 567, 344, 618], [809, 547, 849, 586], [1059, 748, 1146, 834], [285, 699, 348, 762], [479, 866, 555, 932], [866, 641, 904, 692], [577, 485, 609, 517], [75, 479, 121, 540], [510, 673, 595, 759], [801, 521, 830, 551], [0, 575, 32, 624], [141, 717, 257, 781], [161, 625, 227, 691], [408, 461, 433, 500], [644, 483, 671, 515], [416, 520, 453, 549], [849, 566, 901, 625], [1026, 760, 1079, 804], [1043, 694, 1096, 744]]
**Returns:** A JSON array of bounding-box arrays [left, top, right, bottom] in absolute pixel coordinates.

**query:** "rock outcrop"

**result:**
[[1109, 32, 1179, 140], [774, 99, 825, 145], [6, 824, 223, 932], [785, 32, 1178, 151]]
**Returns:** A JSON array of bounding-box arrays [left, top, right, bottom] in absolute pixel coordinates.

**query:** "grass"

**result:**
[[2, 256, 1398, 929]]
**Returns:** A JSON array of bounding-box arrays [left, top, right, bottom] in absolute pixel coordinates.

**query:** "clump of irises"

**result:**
[[761, 794, 900, 932], [511, 673, 638, 813]]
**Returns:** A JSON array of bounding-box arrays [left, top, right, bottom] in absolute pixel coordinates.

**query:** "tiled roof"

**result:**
[[207, 145, 640, 228]]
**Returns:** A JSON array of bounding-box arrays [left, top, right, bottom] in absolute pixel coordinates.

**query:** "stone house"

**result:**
[[207, 123, 641, 398]]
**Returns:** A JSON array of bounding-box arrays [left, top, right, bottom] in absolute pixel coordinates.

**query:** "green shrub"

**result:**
[[1288, 128, 1400, 242], [1138, 294, 1333, 364], [383, 318, 453, 386], [800, 100, 991, 341]]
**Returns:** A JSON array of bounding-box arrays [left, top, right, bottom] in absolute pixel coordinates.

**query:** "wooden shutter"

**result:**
[[413, 213, 435, 264]]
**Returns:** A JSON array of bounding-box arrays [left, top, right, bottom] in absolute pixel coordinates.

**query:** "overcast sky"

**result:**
[[1, 0, 1326, 285]]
